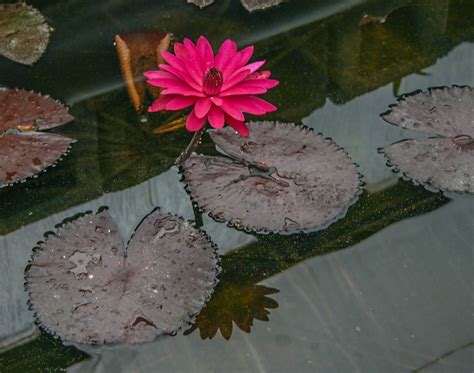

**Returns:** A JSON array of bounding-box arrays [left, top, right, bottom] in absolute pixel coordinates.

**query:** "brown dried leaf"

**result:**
[[115, 31, 171, 112]]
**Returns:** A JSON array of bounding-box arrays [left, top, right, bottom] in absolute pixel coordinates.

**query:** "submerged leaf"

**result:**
[[381, 86, 474, 193], [0, 89, 75, 187], [184, 284, 278, 340], [25, 209, 219, 345], [0, 3, 50, 65], [115, 31, 171, 112], [183, 122, 361, 233]]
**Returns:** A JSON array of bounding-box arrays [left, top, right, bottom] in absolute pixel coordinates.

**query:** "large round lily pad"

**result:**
[[381, 86, 474, 193], [0, 88, 75, 187], [0, 3, 50, 65], [25, 209, 219, 345], [183, 121, 361, 234]]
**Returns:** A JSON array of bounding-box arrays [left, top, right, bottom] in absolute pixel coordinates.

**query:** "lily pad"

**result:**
[[0, 89, 75, 187], [0, 3, 50, 65], [381, 86, 474, 193], [25, 208, 219, 345], [115, 31, 171, 112], [187, 0, 284, 12], [183, 121, 361, 234]]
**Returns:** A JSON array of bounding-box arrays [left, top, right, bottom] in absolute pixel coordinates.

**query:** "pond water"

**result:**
[[0, 0, 473, 371]]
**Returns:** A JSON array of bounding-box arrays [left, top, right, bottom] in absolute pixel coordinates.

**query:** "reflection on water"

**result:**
[[0, 0, 473, 371]]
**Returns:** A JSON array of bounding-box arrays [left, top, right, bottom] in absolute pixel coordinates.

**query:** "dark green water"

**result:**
[[0, 0, 473, 372]]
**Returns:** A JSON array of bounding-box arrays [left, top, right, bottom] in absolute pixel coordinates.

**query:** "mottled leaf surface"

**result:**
[[241, 0, 284, 12], [0, 132, 74, 186], [26, 209, 219, 345], [382, 86, 474, 137], [0, 89, 75, 187], [381, 86, 474, 193], [384, 138, 474, 193], [183, 122, 361, 233], [0, 88, 74, 132], [0, 3, 50, 65]]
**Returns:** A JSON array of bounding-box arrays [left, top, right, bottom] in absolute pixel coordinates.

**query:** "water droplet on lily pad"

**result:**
[[25, 208, 219, 345], [381, 86, 474, 193], [183, 121, 361, 234]]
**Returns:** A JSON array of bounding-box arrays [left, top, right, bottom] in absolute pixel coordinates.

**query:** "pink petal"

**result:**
[[183, 38, 205, 75], [221, 69, 250, 91], [161, 87, 205, 97], [186, 110, 207, 132], [147, 95, 176, 112], [195, 98, 212, 118], [147, 78, 187, 89], [160, 50, 188, 72], [219, 85, 267, 96], [207, 106, 225, 129], [173, 42, 188, 59], [159, 64, 202, 91], [166, 96, 197, 110], [225, 114, 249, 137], [144, 71, 175, 80], [227, 96, 277, 115], [210, 96, 223, 106], [222, 46, 254, 79], [220, 99, 244, 121], [246, 79, 279, 89], [197, 36, 214, 67], [215, 39, 237, 70], [234, 60, 266, 76], [248, 70, 271, 79]]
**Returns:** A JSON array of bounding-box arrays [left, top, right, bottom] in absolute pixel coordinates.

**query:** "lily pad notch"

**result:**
[[182, 121, 362, 234], [25, 208, 220, 345], [380, 85, 474, 194], [0, 88, 76, 187]]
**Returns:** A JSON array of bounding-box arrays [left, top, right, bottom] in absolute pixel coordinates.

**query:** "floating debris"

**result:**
[[115, 31, 171, 112], [25, 209, 219, 345], [0, 3, 50, 65], [183, 121, 361, 234], [0, 89, 75, 187], [381, 86, 474, 193]]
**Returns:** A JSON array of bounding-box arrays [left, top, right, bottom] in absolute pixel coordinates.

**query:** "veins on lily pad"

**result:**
[[0, 2, 50, 65], [182, 121, 362, 234], [25, 208, 219, 345], [380, 85, 474, 194], [0, 89, 75, 187]]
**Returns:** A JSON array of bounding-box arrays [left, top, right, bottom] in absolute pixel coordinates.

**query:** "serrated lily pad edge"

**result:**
[[24, 206, 222, 346], [180, 121, 364, 235]]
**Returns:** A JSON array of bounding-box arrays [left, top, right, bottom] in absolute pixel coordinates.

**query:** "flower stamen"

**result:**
[[203, 67, 223, 96]]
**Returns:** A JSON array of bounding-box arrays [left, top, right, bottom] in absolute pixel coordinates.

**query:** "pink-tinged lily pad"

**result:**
[[0, 89, 75, 187], [183, 122, 361, 234], [25, 209, 219, 345], [0, 3, 50, 65], [381, 86, 474, 193]]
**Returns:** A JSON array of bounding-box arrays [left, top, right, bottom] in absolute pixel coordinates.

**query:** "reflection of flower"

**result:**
[[184, 283, 279, 340], [145, 36, 278, 137]]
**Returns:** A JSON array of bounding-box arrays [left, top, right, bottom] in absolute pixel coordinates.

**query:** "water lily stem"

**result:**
[[175, 128, 205, 166]]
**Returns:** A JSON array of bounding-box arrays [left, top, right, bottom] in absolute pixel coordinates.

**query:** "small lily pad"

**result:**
[[381, 86, 474, 193], [183, 121, 361, 234], [0, 88, 75, 187], [115, 31, 171, 112], [0, 3, 50, 65], [25, 209, 219, 345]]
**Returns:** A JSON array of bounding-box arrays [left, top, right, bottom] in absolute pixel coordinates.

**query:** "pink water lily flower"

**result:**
[[145, 36, 278, 137]]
